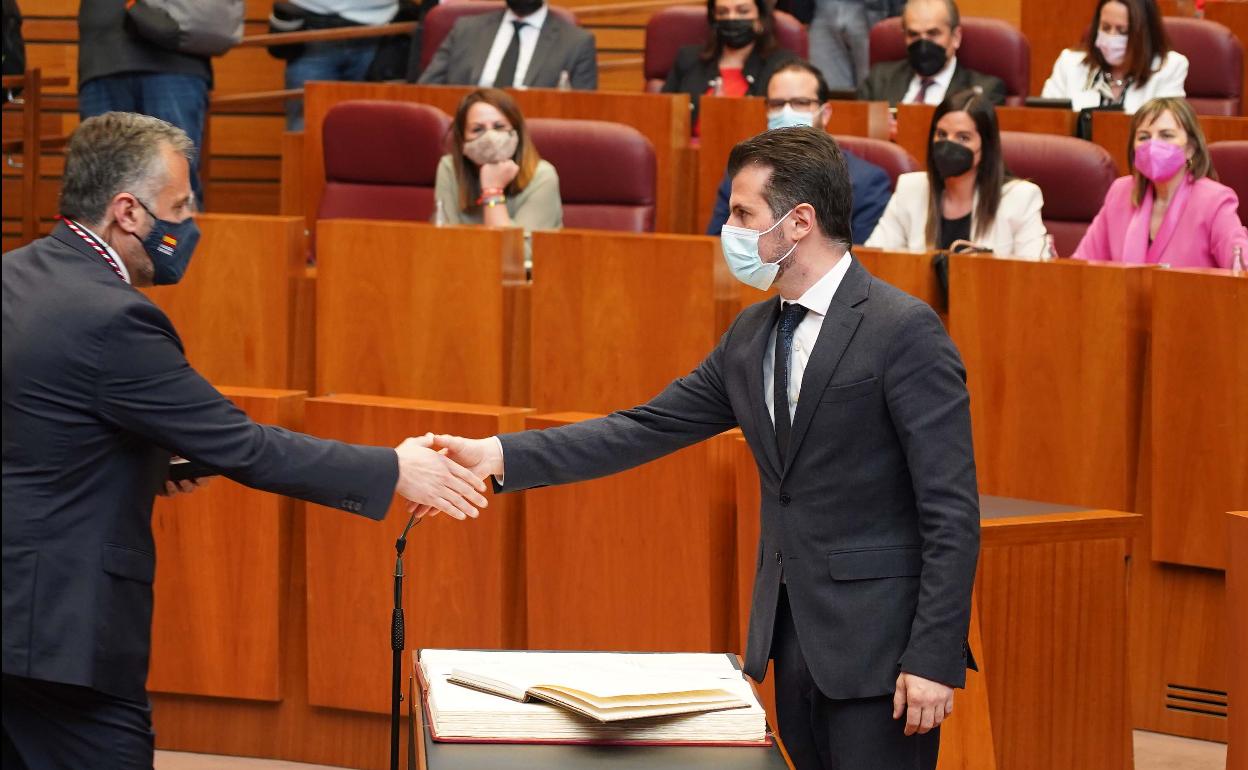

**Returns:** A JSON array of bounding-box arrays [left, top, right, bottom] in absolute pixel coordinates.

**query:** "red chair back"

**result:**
[[643, 7, 809, 93], [1162, 18, 1243, 116], [319, 101, 452, 223], [868, 17, 1031, 106], [1000, 131, 1119, 257], [831, 135, 920, 191], [527, 118, 657, 232], [420, 1, 579, 72], [1210, 141, 1248, 224]]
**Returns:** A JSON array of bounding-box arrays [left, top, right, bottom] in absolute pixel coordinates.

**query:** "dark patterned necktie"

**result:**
[[774, 301, 809, 458], [493, 21, 527, 88]]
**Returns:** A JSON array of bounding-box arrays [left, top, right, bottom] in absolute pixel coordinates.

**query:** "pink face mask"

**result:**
[[1133, 138, 1187, 183]]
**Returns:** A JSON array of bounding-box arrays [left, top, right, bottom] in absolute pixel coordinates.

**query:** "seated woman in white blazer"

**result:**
[[1041, 0, 1187, 114], [865, 88, 1048, 259]]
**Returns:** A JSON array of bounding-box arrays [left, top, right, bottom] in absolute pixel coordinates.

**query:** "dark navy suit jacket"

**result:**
[[708, 148, 892, 244]]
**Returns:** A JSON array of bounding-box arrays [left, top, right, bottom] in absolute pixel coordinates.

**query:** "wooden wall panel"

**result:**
[[853, 248, 944, 312], [522, 413, 738, 655], [302, 82, 693, 233], [144, 213, 311, 391], [1093, 113, 1248, 175], [149, 387, 304, 701], [1149, 269, 1248, 569], [1019, 0, 1089, 96], [314, 220, 524, 403], [303, 395, 532, 714], [1229, 511, 1248, 770], [949, 256, 1150, 512], [529, 229, 733, 414]]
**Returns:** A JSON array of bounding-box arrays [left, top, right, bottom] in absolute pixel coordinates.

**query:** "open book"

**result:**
[[419, 649, 770, 746]]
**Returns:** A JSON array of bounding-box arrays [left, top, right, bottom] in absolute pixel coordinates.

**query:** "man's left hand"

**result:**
[[892, 672, 953, 736], [161, 477, 211, 497]]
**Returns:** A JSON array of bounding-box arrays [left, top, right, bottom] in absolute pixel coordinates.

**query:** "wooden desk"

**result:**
[[1092, 112, 1248, 174], [1229, 511, 1248, 770], [521, 413, 739, 656], [145, 213, 313, 391], [1149, 268, 1248, 569], [302, 395, 533, 715], [303, 82, 695, 233], [854, 247, 944, 313], [948, 255, 1151, 511], [314, 220, 525, 404], [696, 97, 889, 235], [529, 229, 734, 413], [149, 388, 305, 702]]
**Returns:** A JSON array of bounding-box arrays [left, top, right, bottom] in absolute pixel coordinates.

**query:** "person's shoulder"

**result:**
[[1191, 175, 1238, 203], [534, 158, 560, 181], [894, 171, 929, 194], [454, 9, 503, 32], [1002, 177, 1043, 200], [843, 150, 890, 184], [672, 44, 702, 66], [855, 259, 933, 318], [1155, 49, 1189, 72], [866, 59, 910, 80], [1054, 48, 1088, 68]]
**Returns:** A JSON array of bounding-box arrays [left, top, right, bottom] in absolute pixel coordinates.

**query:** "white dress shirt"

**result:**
[[901, 54, 959, 105], [478, 5, 548, 88], [764, 253, 854, 424], [75, 220, 132, 284]]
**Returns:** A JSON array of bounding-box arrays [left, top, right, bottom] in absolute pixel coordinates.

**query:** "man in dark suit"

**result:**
[[1, 112, 487, 769], [416, 0, 596, 89], [433, 126, 979, 768], [707, 59, 892, 244], [856, 0, 1004, 106]]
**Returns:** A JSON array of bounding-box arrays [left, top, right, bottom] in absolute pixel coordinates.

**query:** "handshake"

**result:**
[[393, 434, 505, 520]]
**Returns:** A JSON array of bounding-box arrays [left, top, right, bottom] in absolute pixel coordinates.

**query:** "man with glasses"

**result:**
[[707, 59, 891, 244]]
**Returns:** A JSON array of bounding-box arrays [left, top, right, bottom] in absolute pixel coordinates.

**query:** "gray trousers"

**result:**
[[809, 0, 888, 90]]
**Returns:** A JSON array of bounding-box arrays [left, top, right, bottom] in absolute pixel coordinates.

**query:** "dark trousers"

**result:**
[[2, 674, 154, 770], [78, 72, 209, 204], [772, 587, 940, 770]]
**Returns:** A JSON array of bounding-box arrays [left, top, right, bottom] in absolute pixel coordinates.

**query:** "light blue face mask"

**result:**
[[766, 106, 817, 131], [720, 209, 797, 291]]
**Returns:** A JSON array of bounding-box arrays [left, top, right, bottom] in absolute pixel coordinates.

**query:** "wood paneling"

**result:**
[[853, 248, 944, 313], [896, 103, 938, 167], [522, 413, 738, 654], [314, 219, 524, 403], [1092, 112, 1248, 175], [302, 395, 532, 714], [1149, 269, 1248, 569], [302, 82, 693, 233], [949, 256, 1150, 512], [144, 213, 312, 391], [529, 229, 733, 413], [149, 387, 304, 701], [280, 131, 305, 216], [1019, 0, 1089, 96], [1229, 511, 1248, 770]]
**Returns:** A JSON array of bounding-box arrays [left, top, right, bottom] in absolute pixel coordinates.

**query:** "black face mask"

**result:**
[[505, 0, 543, 16], [930, 140, 975, 179], [907, 38, 948, 78], [715, 19, 757, 49]]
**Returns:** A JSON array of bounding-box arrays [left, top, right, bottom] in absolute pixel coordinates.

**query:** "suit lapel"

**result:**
[[782, 260, 870, 477], [744, 298, 784, 479], [523, 16, 558, 87], [889, 61, 914, 103], [469, 13, 506, 85]]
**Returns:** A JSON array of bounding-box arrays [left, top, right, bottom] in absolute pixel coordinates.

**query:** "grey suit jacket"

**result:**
[[495, 258, 980, 699], [2, 224, 397, 701], [417, 11, 596, 89], [856, 59, 1006, 107]]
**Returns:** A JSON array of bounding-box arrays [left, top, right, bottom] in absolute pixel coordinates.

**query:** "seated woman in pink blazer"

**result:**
[[1074, 96, 1247, 268]]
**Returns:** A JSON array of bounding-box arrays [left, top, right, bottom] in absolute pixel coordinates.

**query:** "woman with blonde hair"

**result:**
[[434, 88, 562, 230], [1074, 97, 1246, 268]]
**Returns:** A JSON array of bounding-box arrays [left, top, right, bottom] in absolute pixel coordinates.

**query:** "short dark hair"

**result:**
[[767, 59, 831, 103], [726, 126, 852, 248]]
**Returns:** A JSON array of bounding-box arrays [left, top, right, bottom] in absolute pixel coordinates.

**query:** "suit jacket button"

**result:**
[[776, 552, 782, 565], [779, 494, 791, 506]]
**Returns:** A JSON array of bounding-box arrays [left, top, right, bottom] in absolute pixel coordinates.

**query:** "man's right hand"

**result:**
[[430, 434, 504, 482], [394, 435, 488, 520]]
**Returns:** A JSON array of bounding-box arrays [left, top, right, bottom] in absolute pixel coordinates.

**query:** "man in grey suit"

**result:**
[[416, 0, 596, 89], [434, 126, 979, 769], [1, 112, 486, 769]]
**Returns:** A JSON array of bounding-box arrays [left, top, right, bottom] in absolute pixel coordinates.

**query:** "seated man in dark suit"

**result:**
[[416, 0, 597, 89], [856, 0, 1004, 106], [708, 60, 892, 245]]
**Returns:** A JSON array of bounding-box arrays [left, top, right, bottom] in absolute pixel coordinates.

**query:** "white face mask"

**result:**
[[767, 105, 817, 131], [1095, 31, 1128, 67], [719, 209, 798, 291]]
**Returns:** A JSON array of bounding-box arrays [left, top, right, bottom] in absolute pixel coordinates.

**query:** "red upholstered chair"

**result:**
[[867, 17, 1031, 106], [419, 1, 579, 73], [831, 135, 920, 191], [318, 100, 452, 222], [1210, 141, 1248, 225], [643, 7, 809, 93], [1000, 131, 1119, 257], [526, 118, 656, 232], [1162, 17, 1243, 116]]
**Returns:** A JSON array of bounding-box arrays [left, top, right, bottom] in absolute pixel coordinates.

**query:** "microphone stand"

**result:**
[[390, 511, 422, 770]]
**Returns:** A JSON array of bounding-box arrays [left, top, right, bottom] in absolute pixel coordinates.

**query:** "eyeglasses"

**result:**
[[765, 98, 821, 111]]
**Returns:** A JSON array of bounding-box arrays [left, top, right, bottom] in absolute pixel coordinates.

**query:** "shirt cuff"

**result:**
[[491, 435, 505, 486]]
